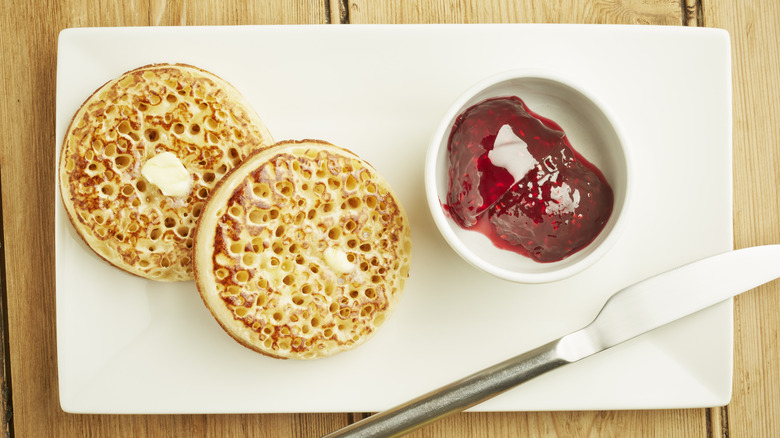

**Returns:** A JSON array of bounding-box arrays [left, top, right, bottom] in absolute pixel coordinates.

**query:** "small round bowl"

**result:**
[[425, 69, 632, 283]]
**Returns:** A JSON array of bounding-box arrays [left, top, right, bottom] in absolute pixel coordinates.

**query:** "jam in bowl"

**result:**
[[425, 70, 632, 283]]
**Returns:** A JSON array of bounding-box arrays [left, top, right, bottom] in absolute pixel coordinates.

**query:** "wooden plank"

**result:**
[[704, 2, 780, 435], [705, 1, 780, 437], [148, 0, 327, 25], [0, 168, 12, 438], [348, 0, 683, 25], [400, 410, 706, 437]]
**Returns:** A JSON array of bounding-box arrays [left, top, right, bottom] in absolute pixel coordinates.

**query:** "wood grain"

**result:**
[[0, 0, 775, 436], [347, 0, 683, 25], [148, 0, 328, 26], [0, 1, 80, 437], [704, 1, 780, 437], [0, 169, 11, 437]]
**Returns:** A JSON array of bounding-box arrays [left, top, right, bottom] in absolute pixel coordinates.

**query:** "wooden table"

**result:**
[[1, 1, 778, 436]]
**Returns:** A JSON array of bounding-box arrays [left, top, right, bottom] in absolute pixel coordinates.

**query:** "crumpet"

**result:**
[[58, 63, 273, 281], [194, 140, 412, 360]]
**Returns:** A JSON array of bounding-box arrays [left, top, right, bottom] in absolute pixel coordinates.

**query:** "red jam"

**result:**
[[445, 96, 613, 263]]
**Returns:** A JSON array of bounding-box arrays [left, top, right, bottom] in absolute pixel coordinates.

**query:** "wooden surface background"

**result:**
[[1, 0, 779, 436]]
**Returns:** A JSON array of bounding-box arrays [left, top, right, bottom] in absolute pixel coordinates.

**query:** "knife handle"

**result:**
[[323, 339, 570, 438]]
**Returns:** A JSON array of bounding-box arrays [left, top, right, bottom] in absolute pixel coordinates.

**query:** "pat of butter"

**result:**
[[488, 124, 538, 184], [141, 152, 192, 197], [324, 247, 355, 274]]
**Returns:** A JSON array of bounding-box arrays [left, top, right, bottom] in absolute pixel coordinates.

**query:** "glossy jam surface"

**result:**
[[445, 96, 613, 263]]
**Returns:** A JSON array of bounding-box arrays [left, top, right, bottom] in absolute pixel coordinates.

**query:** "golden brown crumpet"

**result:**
[[194, 140, 412, 360], [59, 63, 274, 281]]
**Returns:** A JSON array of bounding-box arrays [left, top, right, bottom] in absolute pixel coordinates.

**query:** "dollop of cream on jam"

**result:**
[[445, 96, 613, 263]]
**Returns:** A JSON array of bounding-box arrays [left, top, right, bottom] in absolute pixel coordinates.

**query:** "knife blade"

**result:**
[[324, 245, 780, 438]]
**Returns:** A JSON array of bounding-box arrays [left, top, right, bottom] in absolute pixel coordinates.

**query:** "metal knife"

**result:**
[[324, 244, 780, 438]]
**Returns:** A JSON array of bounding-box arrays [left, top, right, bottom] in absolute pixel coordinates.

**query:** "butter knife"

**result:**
[[324, 245, 780, 438]]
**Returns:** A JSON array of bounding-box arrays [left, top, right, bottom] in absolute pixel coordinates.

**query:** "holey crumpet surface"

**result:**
[[59, 63, 274, 281], [194, 140, 412, 360]]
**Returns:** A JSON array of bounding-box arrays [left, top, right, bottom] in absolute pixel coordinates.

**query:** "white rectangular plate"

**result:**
[[56, 24, 732, 414]]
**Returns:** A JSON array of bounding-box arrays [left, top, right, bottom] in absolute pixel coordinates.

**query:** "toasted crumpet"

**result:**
[[194, 140, 412, 360], [59, 63, 274, 281]]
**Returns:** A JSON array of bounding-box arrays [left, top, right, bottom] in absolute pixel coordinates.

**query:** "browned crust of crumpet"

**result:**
[[58, 63, 274, 281], [194, 139, 412, 360]]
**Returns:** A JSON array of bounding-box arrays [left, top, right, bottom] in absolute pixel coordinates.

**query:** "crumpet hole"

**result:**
[[115, 155, 132, 169], [117, 121, 131, 134], [248, 210, 263, 225], [253, 183, 271, 198], [242, 253, 256, 266], [144, 129, 159, 142], [345, 175, 358, 191], [235, 271, 249, 283]]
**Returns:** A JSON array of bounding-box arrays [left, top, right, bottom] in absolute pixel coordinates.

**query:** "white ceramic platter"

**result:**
[[56, 24, 732, 414]]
